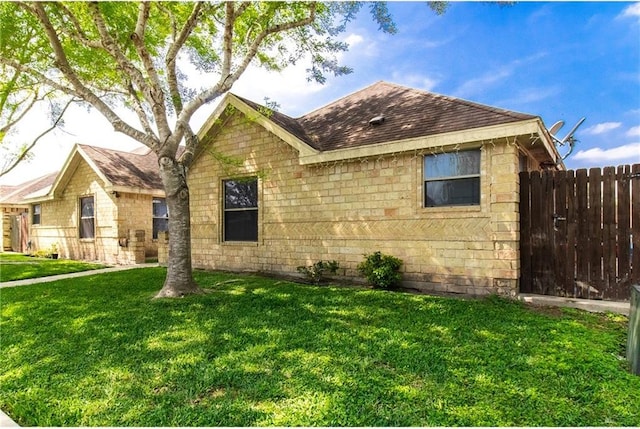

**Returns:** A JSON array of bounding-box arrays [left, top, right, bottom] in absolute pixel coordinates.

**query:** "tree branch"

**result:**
[[0, 97, 78, 178], [175, 3, 317, 148], [129, 1, 172, 141], [53, 2, 103, 49], [29, 2, 159, 148], [165, 1, 204, 116], [228, 3, 317, 85]]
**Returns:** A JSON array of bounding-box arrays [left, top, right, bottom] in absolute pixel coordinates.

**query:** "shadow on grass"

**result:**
[[0, 268, 638, 426]]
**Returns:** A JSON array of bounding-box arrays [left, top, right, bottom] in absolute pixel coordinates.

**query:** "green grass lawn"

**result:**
[[1, 267, 638, 426], [0, 253, 107, 282]]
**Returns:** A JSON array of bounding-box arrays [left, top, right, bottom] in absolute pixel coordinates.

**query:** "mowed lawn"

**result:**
[[1, 267, 638, 426], [0, 253, 107, 282]]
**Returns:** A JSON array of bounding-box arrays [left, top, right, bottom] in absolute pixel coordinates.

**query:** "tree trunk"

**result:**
[[154, 155, 203, 298]]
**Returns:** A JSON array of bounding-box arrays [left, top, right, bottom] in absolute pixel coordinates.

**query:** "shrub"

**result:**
[[297, 260, 340, 284], [357, 251, 403, 289]]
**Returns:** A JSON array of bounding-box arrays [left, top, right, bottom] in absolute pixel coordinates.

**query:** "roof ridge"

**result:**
[[422, 90, 535, 120], [298, 80, 392, 119], [78, 143, 154, 158]]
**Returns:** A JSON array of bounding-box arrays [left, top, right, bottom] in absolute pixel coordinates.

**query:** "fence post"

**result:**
[[628, 284, 640, 375]]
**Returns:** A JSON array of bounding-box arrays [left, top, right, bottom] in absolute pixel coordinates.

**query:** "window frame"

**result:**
[[79, 195, 95, 239], [152, 197, 169, 240], [222, 177, 259, 243], [423, 149, 481, 208], [32, 204, 41, 225]]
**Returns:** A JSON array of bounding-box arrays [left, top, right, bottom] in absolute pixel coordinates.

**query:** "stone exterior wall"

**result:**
[[29, 161, 156, 264], [180, 113, 524, 296]]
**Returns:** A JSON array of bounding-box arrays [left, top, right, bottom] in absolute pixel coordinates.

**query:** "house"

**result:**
[[23, 144, 169, 264], [0, 172, 57, 252], [164, 81, 561, 296]]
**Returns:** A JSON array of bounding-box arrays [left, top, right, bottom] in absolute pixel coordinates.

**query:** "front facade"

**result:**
[[26, 145, 168, 264], [173, 82, 562, 296]]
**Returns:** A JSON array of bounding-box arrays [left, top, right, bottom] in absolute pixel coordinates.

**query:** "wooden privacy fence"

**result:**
[[520, 164, 640, 301]]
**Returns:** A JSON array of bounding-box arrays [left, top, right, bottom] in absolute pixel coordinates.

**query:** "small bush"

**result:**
[[357, 251, 403, 289], [31, 249, 50, 258], [297, 260, 340, 284]]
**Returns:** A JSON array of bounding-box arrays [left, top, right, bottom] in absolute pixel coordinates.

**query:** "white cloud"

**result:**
[[626, 126, 640, 137], [573, 142, 640, 163], [344, 33, 364, 47], [583, 122, 622, 135], [498, 85, 562, 108], [619, 2, 640, 19], [454, 52, 548, 99], [391, 72, 439, 92]]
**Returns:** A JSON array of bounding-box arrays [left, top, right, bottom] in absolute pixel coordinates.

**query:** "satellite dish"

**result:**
[[547, 117, 586, 161], [548, 120, 565, 136]]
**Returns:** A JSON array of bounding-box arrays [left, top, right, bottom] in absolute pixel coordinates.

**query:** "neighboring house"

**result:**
[[24, 144, 169, 264], [0, 172, 57, 252], [171, 81, 562, 296]]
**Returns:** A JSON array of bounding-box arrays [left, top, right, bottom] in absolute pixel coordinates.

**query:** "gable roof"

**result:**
[[78, 144, 163, 190], [45, 144, 166, 200], [297, 81, 537, 151], [197, 81, 560, 167], [0, 172, 58, 205]]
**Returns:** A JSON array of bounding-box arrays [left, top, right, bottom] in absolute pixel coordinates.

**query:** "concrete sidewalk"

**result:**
[[0, 410, 18, 427], [0, 263, 159, 288], [519, 293, 630, 316]]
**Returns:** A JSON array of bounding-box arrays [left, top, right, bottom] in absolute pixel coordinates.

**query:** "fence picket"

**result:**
[[602, 167, 616, 298], [617, 165, 631, 299], [520, 164, 637, 301], [632, 164, 640, 285], [588, 168, 603, 298]]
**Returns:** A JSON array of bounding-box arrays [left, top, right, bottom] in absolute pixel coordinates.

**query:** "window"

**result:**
[[32, 204, 41, 225], [424, 149, 481, 207], [79, 196, 95, 239], [152, 198, 169, 239], [223, 178, 258, 242]]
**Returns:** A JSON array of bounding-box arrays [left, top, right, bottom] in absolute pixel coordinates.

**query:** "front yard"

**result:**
[[0, 267, 638, 426], [0, 253, 106, 282]]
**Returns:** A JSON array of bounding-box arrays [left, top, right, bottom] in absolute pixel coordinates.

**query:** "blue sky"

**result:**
[[1, 1, 639, 185]]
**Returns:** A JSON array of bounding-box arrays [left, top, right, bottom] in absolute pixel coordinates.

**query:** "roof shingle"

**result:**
[[296, 81, 537, 151], [78, 145, 163, 190]]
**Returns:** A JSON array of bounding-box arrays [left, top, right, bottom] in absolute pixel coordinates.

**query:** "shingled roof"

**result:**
[[78, 144, 163, 190], [0, 172, 58, 205], [198, 80, 559, 166], [295, 81, 537, 151]]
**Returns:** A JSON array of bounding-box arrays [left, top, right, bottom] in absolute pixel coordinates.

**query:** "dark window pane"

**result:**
[[80, 218, 95, 239], [153, 198, 168, 217], [224, 180, 257, 209], [424, 150, 480, 179], [80, 197, 94, 217], [224, 210, 258, 241], [153, 218, 169, 239], [32, 204, 41, 225], [425, 177, 480, 207]]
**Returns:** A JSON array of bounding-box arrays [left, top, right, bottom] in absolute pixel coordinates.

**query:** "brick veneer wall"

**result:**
[[29, 161, 156, 264], [177, 113, 523, 296]]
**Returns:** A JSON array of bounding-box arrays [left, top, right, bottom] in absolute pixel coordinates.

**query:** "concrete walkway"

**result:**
[[0, 263, 159, 288], [0, 410, 18, 428], [519, 293, 630, 316]]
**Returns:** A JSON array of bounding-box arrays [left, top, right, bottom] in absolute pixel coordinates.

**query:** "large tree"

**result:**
[[0, 1, 445, 297]]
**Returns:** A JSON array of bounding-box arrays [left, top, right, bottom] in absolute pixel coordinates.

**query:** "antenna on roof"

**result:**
[[547, 117, 586, 161]]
